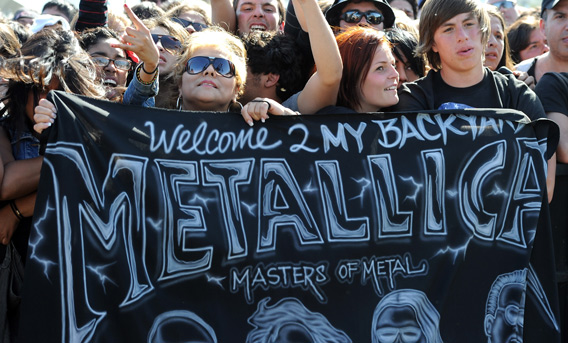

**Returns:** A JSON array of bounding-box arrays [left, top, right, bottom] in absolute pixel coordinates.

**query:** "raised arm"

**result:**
[[211, 0, 237, 33], [293, 0, 342, 114]]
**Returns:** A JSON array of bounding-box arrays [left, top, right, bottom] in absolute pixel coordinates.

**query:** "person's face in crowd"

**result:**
[[518, 28, 549, 62], [432, 12, 484, 78], [486, 284, 525, 343], [484, 15, 505, 71], [357, 45, 398, 112], [488, 0, 519, 27], [87, 37, 129, 91], [180, 46, 239, 111], [16, 17, 34, 28], [151, 26, 180, 74], [235, 0, 281, 34], [42, 6, 70, 23], [339, 1, 385, 31], [393, 51, 419, 87], [177, 11, 208, 34], [389, 0, 414, 20], [374, 305, 426, 343], [541, 0, 568, 60]]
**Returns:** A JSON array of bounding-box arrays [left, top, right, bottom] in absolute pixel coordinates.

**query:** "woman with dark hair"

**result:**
[[507, 14, 549, 64], [0, 27, 105, 250], [484, 5, 515, 71], [384, 27, 426, 87]]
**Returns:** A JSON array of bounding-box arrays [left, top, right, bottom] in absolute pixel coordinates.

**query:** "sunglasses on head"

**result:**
[[151, 34, 182, 52], [340, 10, 384, 26], [492, 1, 515, 9], [91, 56, 132, 71], [172, 17, 208, 31], [185, 56, 236, 78]]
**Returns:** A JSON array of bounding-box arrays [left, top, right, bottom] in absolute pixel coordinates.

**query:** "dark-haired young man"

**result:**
[[392, 0, 545, 121], [240, 31, 306, 105]]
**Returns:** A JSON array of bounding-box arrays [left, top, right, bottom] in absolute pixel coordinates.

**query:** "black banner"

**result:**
[[19, 91, 560, 342]]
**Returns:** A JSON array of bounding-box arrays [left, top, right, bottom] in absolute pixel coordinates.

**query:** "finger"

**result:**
[[33, 122, 52, 134], [38, 98, 56, 112], [123, 4, 145, 30], [34, 112, 55, 123], [34, 106, 57, 118], [241, 107, 254, 127], [111, 42, 136, 52]]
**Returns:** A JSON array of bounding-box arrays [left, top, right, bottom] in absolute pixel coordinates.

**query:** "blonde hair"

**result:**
[[173, 27, 247, 98]]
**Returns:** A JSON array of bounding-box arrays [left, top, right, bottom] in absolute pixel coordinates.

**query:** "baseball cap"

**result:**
[[541, 0, 561, 15]]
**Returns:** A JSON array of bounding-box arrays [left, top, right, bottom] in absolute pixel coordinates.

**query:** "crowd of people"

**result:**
[[0, 0, 567, 341]]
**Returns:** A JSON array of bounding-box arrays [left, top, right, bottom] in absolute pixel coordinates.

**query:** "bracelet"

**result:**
[[142, 62, 158, 75], [250, 99, 271, 111], [136, 63, 159, 86], [9, 200, 24, 221]]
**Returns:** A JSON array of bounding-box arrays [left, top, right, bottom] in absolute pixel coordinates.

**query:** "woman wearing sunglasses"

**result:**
[[170, 27, 247, 112], [141, 16, 190, 108], [166, 2, 211, 34]]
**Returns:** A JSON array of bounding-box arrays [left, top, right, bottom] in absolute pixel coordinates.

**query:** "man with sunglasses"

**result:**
[[488, 0, 520, 27], [484, 270, 527, 343], [325, 0, 396, 31]]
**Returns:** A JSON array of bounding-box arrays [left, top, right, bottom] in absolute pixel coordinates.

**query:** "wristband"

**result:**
[[136, 63, 159, 86], [142, 62, 158, 75], [9, 200, 23, 221]]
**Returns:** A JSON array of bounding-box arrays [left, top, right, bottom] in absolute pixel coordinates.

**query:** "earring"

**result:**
[[176, 95, 182, 110], [228, 100, 243, 112]]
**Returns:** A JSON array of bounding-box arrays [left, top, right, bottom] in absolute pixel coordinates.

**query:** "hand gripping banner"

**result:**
[[19, 91, 560, 342]]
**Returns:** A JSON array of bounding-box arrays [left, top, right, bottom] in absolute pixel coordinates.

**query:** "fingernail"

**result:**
[[247, 121, 253, 127], [261, 118, 265, 123], [46, 122, 52, 127]]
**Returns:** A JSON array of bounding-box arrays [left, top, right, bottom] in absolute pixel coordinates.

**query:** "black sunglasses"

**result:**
[[492, 1, 515, 9], [185, 56, 235, 78], [91, 56, 132, 71], [151, 34, 182, 52], [340, 10, 384, 25], [172, 17, 208, 31]]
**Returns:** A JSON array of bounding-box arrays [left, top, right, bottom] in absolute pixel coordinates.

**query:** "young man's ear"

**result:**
[[265, 73, 280, 88], [432, 41, 438, 53]]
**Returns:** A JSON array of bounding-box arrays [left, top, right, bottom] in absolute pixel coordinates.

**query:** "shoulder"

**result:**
[[537, 72, 568, 88], [514, 57, 537, 73]]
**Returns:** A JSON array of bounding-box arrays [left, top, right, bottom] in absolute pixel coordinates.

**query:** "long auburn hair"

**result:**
[[336, 26, 391, 111]]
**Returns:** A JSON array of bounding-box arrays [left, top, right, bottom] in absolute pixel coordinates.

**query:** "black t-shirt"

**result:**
[[391, 68, 546, 120], [534, 72, 568, 116]]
